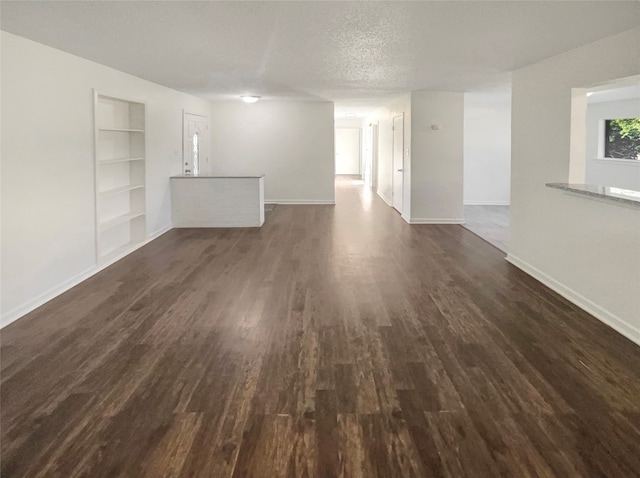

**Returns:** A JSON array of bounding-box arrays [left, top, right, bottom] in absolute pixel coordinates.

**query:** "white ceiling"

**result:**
[[2, 1, 639, 104]]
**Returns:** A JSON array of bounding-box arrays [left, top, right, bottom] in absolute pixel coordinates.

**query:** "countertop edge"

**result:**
[[546, 183, 640, 207]]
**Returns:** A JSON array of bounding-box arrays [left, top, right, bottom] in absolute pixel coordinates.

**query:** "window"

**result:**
[[192, 131, 199, 175], [604, 118, 640, 160]]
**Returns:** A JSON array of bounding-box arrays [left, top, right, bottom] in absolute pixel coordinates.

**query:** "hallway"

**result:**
[[2, 178, 640, 477]]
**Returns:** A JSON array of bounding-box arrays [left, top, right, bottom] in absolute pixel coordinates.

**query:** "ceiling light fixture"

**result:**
[[345, 112, 356, 117], [241, 95, 261, 103], [586, 92, 594, 97]]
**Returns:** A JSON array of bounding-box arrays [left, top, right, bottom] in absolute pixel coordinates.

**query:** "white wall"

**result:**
[[335, 128, 361, 175], [585, 98, 640, 190], [335, 117, 365, 176], [410, 91, 464, 223], [1, 32, 211, 326], [208, 101, 335, 204], [464, 89, 512, 205], [365, 92, 464, 223], [510, 27, 640, 345], [335, 118, 363, 128]]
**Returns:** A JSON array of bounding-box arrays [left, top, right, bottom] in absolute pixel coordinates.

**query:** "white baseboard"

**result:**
[[406, 218, 465, 224], [464, 201, 510, 206], [506, 253, 640, 346], [265, 199, 335, 205], [376, 189, 392, 206], [150, 224, 173, 239], [1, 227, 173, 329], [1, 265, 96, 329]]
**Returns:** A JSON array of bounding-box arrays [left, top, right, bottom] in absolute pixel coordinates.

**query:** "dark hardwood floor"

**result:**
[[2, 176, 640, 477]]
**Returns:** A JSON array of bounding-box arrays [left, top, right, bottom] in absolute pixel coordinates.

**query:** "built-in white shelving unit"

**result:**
[[94, 92, 147, 264]]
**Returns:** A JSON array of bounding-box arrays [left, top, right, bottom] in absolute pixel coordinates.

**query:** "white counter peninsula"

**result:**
[[170, 174, 265, 227]]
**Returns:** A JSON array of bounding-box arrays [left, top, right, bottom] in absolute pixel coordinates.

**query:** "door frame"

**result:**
[[392, 113, 404, 212], [371, 123, 379, 191]]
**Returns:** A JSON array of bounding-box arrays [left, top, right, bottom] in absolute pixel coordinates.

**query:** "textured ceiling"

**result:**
[[2, 1, 639, 103]]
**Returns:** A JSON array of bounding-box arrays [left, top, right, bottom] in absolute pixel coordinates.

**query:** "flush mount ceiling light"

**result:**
[[345, 112, 356, 117], [241, 95, 261, 103]]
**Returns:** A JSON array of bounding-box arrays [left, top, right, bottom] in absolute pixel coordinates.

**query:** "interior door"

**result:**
[[183, 113, 208, 175], [392, 114, 404, 212]]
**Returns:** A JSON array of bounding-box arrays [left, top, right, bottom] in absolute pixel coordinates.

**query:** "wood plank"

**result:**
[[2, 176, 639, 477]]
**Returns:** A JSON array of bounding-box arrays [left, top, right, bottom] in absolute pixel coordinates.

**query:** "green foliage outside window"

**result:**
[[605, 118, 640, 159]]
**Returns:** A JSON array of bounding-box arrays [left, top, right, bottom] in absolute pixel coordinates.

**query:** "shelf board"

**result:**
[[98, 128, 145, 133], [98, 211, 145, 232], [99, 184, 145, 197], [99, 240, 144, 264], [98, 157, 144, 165]]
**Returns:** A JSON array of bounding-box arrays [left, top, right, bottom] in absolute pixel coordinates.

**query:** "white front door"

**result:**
[[183, 113, 208, 175], [392, 114, 404, 212]]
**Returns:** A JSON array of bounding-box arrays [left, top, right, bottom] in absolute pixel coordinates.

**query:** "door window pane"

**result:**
[[192, 131, 199, 175]]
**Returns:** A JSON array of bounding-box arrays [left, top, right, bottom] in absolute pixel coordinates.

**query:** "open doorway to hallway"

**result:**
[[462, 86, 511, 253], [334, 99, 398, 208]]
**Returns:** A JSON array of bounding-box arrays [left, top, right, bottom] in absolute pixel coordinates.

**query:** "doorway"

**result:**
[[462, 88, 511, 253], [392, 114, 404, 213], [183, 113, 208, 175]]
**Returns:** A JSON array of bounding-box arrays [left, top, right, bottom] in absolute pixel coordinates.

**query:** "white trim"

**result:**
[[2, 266, 96, 329], [463, 201, 510, 206], [94, 90, 146, 106], [406, 218, 465, 224], [376, 189, 392, 206], [1, 228, 173, 329], [149, 224, 173, 239], [264, 199, 335, 205], [506, 253, 640, 346], [182, 111, 209, 119]]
